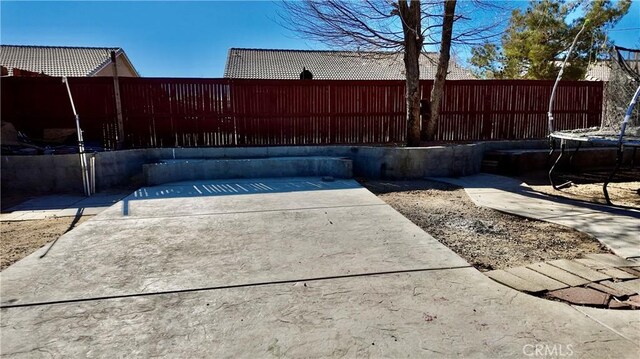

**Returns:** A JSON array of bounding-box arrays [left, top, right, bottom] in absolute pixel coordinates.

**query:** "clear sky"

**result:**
[[1, 1, 639, 78]]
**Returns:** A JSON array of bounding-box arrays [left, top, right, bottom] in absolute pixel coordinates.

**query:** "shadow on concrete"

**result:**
[[434, 175, 640, 220], [2, 192, 129, 213], [39, 208, 85, 259], [512, 187, 640, 220], [121, 178, 361, 216], [431, 174, 640, 258], [515, 169, 640, 211]]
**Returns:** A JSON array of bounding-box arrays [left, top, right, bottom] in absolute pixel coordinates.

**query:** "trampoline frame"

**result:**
[[545, 24, 640, 206], [548, 85, 640, 205]]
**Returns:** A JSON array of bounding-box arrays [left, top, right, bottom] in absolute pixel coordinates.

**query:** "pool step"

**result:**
[[143, 156, 353, 185]]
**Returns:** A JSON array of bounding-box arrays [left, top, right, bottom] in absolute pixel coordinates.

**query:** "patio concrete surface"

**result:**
[[1, 177, 639, 357], [431, 174, 640, 260], [0, 190, 129, 221]]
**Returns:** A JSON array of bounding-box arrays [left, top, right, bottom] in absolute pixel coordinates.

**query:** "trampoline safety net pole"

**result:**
[[619, 85, 640, 144], [548, 20, 589, 134], [62, 76, 92, 197]]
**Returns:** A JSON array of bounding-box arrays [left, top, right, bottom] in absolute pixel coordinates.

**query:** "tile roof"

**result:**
[[0, 45, 137, 77], [224, 48, 475, 80]]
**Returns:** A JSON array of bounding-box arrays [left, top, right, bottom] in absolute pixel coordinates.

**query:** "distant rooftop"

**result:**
[[585, 62, 610, 81], [224, 48, 475, 80], [0, 45, 139, 77]]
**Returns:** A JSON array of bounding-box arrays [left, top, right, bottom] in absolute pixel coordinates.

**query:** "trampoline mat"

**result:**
[[551, 126, 640, 146]]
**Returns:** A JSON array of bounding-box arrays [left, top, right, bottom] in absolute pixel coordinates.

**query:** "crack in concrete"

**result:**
[[571, 306, 640, 346], [1, 265, 472, 310], [90, 203, 388, 222]]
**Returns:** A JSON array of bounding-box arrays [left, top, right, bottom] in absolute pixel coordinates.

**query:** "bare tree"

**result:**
[[425, 0, 455, 141], [399, 0, 424, 145], [280, 0, 505, 145]]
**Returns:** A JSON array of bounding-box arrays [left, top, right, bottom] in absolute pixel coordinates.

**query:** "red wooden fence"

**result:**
[[1, 77, 119, 148], [423, 80, 603, 141], [231, 79, 406, 146], [1, 77, 603, 149]]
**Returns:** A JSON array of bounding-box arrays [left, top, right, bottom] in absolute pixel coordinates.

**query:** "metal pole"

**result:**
[[618, 85, 640, 145], [604, 85, 640, 205], [63, 77, 91, 196], [90, 155, 96, 195], [111, 51, 125, 149], [548, 20, 588, 134]]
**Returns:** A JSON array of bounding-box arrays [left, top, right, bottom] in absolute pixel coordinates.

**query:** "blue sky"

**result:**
[[1, 1, 638, 77]]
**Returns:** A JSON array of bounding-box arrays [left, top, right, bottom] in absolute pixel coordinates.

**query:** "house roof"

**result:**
[[224, 48, 475, 80], [0, 45, 139, 77]]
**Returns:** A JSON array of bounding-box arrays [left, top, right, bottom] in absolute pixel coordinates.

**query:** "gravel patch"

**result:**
[[362, 179, 609, 271]]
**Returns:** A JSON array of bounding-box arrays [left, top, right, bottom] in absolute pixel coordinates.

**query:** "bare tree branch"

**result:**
[[278, 0, 507, 144]]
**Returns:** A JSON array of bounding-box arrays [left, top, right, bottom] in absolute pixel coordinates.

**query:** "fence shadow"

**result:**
[[515, 186, 640, 219], [2, 192, 129, 213], [120, 177, 361, 216], [431, 174, 640, 219]]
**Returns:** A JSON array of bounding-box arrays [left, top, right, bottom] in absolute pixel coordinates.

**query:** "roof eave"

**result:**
[[88, 49, 140, 77]]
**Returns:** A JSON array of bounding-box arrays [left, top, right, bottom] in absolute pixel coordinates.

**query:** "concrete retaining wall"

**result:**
[[487, 147, 640, 175], [143, 157, 353, 186], [2, 154, 85, 194], [2, 140, 560, 194]]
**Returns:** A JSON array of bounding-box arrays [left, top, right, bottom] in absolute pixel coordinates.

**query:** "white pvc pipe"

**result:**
[[618, 85, 640, 144], [63, 77, 91, 196], [548, 21, 588, 133], [90, 155, 96, 195]]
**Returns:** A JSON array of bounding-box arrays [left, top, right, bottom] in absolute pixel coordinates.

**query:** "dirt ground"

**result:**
[[362, 179, 609, 271], [0, 216, 90, 270], [519, 169, 640, 209]]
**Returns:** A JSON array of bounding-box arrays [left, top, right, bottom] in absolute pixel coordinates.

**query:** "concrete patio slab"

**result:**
[[0, 191, 129, 221], [2, 269, 639, 358], [1, 179, 468, 306], [95, 178, 383, 219], [2, 177, 639, 357], [431, 174, 640, 259], [571, 305, 640, 344]]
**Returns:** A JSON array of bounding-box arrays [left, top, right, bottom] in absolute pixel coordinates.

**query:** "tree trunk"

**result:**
[[423, 0, 456, 141], [399, 0, 423, 147]]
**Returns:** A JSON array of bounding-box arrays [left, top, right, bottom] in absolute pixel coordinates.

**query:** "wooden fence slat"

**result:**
[[1, 77, 603, 147]]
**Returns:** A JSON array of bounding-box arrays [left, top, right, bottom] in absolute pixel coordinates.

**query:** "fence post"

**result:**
[[111, 51, 125, 149], [482, 83, 492, 140]]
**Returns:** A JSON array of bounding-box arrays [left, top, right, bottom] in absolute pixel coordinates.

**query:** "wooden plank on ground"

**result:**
[[618, 267, 640, 277], [527, 262, 590, 286], [548, 259, 611, 282], [505, 266, 568, 291], [617, 278, 640, 295], [584, 254, 639, 268], [575, 258, 611, 270], [575, 259, 637, 279], [486, 270, 546, 293], [595, 280, 638, 296], [598, 267, 638, 280], [586, 282, 629, 298]]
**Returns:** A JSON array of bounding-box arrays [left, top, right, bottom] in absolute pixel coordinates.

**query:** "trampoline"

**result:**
[[548, 43, 640, 205]]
